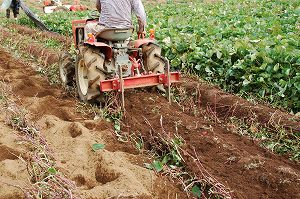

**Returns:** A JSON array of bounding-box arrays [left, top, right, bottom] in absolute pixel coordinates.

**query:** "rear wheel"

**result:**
[[75, 47, 106, 102], [59, 51, 75, 88], [142, 43, 165, 74], [142, 43, 166, 92]]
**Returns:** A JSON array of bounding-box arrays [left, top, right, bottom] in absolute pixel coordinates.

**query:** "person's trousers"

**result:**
[[84, 22, 106, 41], [6, 0, 20, 18]]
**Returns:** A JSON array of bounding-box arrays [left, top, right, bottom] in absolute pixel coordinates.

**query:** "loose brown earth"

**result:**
[[178, 79, 300, 133], [123, 90, 300, 199], [0, 49, 186, 198]]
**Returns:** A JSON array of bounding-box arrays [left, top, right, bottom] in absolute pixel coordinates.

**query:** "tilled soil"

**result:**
[[0, 48, 186, 198], [178, 80, 300, 133], [123, 90, 300, 199]]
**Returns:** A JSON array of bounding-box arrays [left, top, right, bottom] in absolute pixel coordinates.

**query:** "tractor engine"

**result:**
[[106, 42, 132, 78]]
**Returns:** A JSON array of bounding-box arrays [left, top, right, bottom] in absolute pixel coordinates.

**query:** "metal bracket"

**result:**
[[154, 54, 171, 103]]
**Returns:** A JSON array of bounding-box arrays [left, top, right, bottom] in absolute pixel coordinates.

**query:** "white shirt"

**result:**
[[98, 0, 146, 28]]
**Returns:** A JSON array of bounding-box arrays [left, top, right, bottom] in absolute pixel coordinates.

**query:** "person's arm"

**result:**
[[96, 0, 101, 12], [132, 0, 146, 33]]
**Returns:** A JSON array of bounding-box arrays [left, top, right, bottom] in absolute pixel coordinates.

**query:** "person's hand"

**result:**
[[138, 31, 146, 39], [96, 1, 101, 12], [137, 16, 146, 38]]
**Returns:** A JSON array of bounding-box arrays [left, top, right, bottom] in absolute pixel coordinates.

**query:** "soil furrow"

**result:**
[[123, 91, 300, 199], [0, 48, 186, 198]]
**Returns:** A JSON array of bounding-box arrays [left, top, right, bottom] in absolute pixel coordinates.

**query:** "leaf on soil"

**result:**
[[161, 155, 170, 165], [152, 160, 163, 172], [92, 143, 105, 151], [191, 185, 202, 198], [48, 167, 57, 175], [144, 163, 153, 170], [114, 123, 121, 132]]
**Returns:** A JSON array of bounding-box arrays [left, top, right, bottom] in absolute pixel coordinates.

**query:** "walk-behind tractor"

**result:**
[[59, 17, 180, 109]]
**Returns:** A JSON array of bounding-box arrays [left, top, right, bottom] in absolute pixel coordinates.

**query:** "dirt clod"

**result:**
[[68, 122, 83, 138]]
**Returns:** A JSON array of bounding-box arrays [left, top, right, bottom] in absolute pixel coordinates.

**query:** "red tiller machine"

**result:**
[[59, 18, 180, 109]]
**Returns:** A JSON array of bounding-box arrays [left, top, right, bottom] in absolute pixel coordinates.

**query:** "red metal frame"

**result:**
[[100, 72, 180, 92], [72, 19, 87, 48], [133, 38, 155, 48], [72, 20, 113, 58], [86, 42, 113, 59]]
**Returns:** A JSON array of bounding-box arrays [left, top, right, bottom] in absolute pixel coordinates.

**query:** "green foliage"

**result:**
[[145, 135, 184, 172], [191, 185, 202, 198], [146, 0, 300, 112], [152, 160, 164, 172], [114, 122, 121, 132], [44, 38, 61, 48], [261, 130, 300, 161], [47, 167, 57, 175]]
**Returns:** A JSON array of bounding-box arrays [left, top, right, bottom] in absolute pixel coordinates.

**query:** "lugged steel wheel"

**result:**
[[142, 43, 165, 74], [142, 43, 166, 92], [75, 47, 106, 102], [59, 51, 75, 88]]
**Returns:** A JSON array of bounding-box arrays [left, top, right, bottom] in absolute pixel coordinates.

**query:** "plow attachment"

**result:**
[[100, 55, 180, 109], [100, 71, 180, 109], [100, 72, 180, 92]]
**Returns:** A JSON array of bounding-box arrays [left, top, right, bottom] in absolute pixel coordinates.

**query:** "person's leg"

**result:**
[[6, 9, 10, 18], [13, 9, 19, 19], [12, 0, 20, 19], [84, 22, 105, 41]]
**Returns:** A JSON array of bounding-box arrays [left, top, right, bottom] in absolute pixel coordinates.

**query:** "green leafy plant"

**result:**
[[145, 135, 184, 172], [146, 0, 300, 113], [92, 143, 105, 151], [48, 167, 58, 175], [191, 185, 202, 198]]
